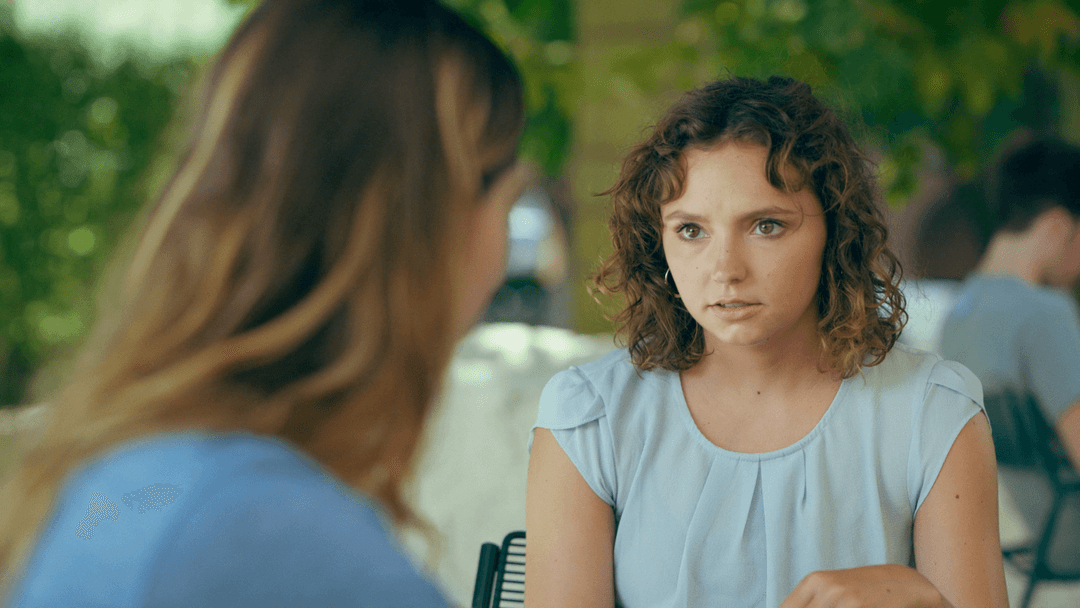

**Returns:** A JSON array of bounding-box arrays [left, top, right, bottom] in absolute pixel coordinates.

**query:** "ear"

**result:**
[[1033, 206, 1075, 244], [480, 161, 533, 213]]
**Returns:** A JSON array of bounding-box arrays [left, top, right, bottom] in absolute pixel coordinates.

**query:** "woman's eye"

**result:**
[[754, 220, 782, 236], [678, 224, 704, 240]]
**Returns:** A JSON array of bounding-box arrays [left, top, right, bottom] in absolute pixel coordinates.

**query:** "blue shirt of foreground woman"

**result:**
[[0, 0, 532, 606], [526, 76, 1008, 608]]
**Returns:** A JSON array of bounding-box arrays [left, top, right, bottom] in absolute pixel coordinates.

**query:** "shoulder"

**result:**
[[951, 274, 1077, 321], [141, 436, 446, 606], [158, 433, 392, 550], [995, 277, 1080, 322], [15, 432, 445, 608], [537, 348, 669, 430], [868, 344, 980, 401], [1029, 284, 1080, 322], [856, 345, 983, 433], [568, 347, 644, 389], [866, 347, 987, 514], [35, 431, 294, 542]]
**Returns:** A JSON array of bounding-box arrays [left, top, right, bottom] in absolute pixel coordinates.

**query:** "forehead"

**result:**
[[665, 141, 819, 216]]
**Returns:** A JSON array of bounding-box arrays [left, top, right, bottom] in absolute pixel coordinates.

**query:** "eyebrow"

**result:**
[[662, 205, 801, 223]]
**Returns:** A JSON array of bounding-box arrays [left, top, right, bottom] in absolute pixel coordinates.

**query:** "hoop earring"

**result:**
[[664, 269, 681, 298]]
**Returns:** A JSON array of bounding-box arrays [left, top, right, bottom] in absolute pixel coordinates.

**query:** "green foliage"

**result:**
[[0, 0, 576, 406], [668, 0, 1080, 203], [0, 9, 191, 404], [3, 0, 1077, 403], [445, 0, 578, 176]]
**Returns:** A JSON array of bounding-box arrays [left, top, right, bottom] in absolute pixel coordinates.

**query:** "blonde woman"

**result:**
[[0, 0, 529, 605]]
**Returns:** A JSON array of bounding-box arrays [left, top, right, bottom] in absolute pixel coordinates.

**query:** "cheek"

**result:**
[[1063, 237, 1080, 280], [1069, 232, 1080, 260], [791, 231, 827, 301], [787, 257, 820, 301], [456, 206, 509, 322], [478, 209, 508, 287]]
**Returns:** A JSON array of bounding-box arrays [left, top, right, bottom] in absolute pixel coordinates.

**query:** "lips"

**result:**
[[714, 300, 757, 308]]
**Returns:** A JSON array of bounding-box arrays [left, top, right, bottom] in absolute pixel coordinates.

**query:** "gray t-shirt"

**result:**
[[940, 274, 1080, 569], [940, 273, 1080, 422]]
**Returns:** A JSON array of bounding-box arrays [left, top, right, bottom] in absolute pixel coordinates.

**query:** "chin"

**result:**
[[703, 329, 772, 348], [703, 321, 810, 350]]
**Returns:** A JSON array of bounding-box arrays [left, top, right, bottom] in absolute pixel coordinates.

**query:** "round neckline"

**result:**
[[667, 368, 852, 461]]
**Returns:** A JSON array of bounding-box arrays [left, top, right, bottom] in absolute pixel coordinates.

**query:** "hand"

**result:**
[[779, 564, 954, 608]]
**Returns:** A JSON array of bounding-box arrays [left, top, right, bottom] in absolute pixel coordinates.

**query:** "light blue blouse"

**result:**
[[532, 343, 984, 608]]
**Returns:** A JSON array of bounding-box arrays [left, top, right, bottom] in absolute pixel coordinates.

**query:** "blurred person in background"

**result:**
[[939, 137, 1080, 580], [0, 0, 529, 605], [940, 137, 1080, 468]]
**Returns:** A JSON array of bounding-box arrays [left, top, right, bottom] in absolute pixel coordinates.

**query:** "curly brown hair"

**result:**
[[593, 76, 905, 378]]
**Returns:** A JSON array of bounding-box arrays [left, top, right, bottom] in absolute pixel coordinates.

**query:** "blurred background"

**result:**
[[3, 0, 1080, 406], [2, 0, 1080, 605]]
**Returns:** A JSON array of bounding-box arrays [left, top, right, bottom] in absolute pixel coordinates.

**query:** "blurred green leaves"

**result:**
[[0, 4, 189, 404], [446, 0, 578, 176], [671, 0, 1080, 203], [0, 0, 578, 405], [2, 0, 1079, 404]]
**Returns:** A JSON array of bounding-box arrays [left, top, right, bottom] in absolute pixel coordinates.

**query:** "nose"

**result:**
[[710, 236, 747, 285]]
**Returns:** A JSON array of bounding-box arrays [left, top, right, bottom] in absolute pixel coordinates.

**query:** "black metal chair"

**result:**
[[471, 530, 525, 608], [983, 391, 1080, 608]]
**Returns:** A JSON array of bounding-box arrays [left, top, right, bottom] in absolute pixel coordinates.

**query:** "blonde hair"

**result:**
[[0, 0, 523, 595]]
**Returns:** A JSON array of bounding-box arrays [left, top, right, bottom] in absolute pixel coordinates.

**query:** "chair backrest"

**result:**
[[983, 391, 1075, 483], [472, 530, 525, 608]]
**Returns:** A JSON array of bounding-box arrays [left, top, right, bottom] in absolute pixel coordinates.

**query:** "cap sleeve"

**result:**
[[531, 367, 617, 506], [908, 359, 986, 517]]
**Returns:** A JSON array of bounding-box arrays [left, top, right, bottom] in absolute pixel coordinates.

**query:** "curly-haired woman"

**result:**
[[0, 0, 530, 605], [525, 77, 1007, 608]]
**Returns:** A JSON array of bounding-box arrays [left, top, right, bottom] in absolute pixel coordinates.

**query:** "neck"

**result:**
[[976, 232, 1048, 284], [690, 328, 836, 397]]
